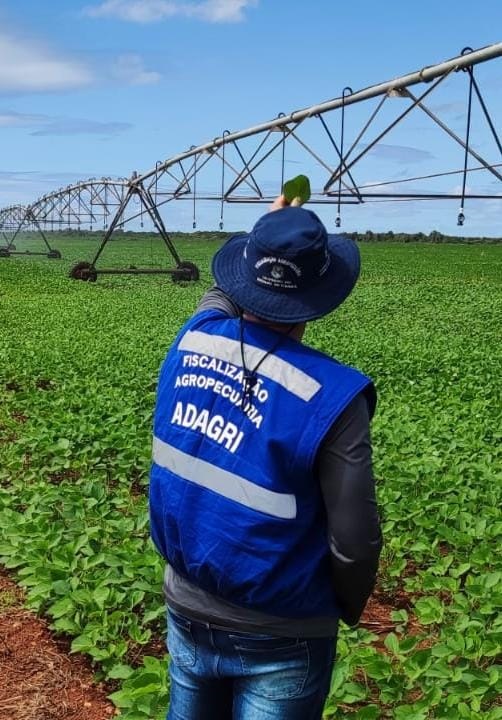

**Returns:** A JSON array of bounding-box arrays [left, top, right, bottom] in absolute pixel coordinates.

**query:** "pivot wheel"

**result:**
[[172, 261, 200, 282], [69, 261, 98, 282], [48, 249, 62, 259], [0, 247, 10, 258]]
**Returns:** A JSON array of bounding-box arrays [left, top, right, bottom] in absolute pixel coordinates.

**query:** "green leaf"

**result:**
[[368, 659, 394, 681], [394, 705, 427, 720], [354, 707, 380, 720], [142, 605, 166, 624], [93, 585, 110, 608], [129, 671, 161, 690], [282, 175, 311, 205], [107, 689, 134, 708], [391, 609, 409, 624], [108, 663, 135, 680], [71, 634, 95, 654], [0, 543, 17, 556], [384, 632, 400, 655], [338, 681, 367, 703], [329, 658, 350, 693], [48, 596, 74, 618], [52, 617, 79, 633], [450, 562, 471, 578], [483, 571, 501, 589], [414, 596, 445, 624]]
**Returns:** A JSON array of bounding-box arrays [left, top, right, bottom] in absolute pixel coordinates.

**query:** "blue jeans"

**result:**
[[166, 609, 337, 720]]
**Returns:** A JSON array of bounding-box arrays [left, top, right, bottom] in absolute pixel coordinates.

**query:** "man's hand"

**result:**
[[269, 195, 289, 212]]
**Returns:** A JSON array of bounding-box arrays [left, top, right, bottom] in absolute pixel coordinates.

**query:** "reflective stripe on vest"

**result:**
[[153, 435, 297, 520], [178, 330, 321, 401]]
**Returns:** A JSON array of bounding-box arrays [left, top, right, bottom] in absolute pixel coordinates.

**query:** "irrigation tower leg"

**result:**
[[69, 179, 199, 281], [0, 209, 62, 258], [90, 185, 137, 268], [27, 211, 62, 258]]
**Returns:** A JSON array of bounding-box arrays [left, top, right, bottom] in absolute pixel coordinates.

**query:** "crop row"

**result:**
[[0, 237, 500, 718]]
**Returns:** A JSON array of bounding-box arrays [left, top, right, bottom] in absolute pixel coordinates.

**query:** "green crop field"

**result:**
[[0, 235, 500, 719]]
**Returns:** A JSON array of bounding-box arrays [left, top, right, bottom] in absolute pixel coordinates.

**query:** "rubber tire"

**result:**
[[69, 261, 98, 282], [0, 247, 10, 258], [48, 249, 62, 259], [172, 261, 200, 282]]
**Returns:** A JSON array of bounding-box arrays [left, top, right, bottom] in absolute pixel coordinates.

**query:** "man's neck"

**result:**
[[242, 312, 306, 342]]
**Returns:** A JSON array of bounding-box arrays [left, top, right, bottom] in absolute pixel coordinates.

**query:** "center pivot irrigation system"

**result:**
[[1, 43, 501, 281]]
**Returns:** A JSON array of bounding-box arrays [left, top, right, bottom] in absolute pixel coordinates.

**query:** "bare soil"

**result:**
[[0, 569, 117, 720], [0, 562, 428, 719]]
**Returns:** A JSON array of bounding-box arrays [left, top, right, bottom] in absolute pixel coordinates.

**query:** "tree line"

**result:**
[[17, 228, 502, 243], [347, 230, 501, 244]]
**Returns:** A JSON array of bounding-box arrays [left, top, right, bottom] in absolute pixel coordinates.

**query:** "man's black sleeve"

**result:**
[[316, 392, 382, 626], [195, 287, 240, 317]]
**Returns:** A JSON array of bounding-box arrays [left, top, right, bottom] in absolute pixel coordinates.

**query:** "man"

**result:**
[[150, 198, 382, 719]]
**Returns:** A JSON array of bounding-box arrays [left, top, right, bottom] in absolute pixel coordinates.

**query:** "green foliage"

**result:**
[[0, 235, 500, 718], [108, 656, 169, 719], [282, 174, 311, 205]]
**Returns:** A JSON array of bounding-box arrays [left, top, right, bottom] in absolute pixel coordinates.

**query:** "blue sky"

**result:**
[[1, 0, 501, 235]]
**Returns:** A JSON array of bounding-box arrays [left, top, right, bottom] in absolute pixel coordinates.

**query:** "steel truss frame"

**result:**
[[0, 205, 62, 258], [1, 43, 501, 279]]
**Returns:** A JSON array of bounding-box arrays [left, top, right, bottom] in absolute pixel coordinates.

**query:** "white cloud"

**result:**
[[0, 111, 46, 127], [0, 32, 92, 93], [365, 143, 435, 164], [86, 0, 178, 22], [194, 0, 257, 22], [0, 110, 131, 136], [429, 101, 465, 115], [112, 54, 162, 85], [451, 183, 473, 197], [84, 0, 257, 23]]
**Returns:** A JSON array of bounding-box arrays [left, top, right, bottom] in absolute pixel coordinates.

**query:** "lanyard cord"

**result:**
[[239, 315, 294, 412]]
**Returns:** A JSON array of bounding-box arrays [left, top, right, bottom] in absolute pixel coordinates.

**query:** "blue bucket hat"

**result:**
[[212, 206, 360, 323]]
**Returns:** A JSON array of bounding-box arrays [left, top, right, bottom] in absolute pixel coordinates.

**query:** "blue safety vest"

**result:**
[[150, 309, 375, 619]]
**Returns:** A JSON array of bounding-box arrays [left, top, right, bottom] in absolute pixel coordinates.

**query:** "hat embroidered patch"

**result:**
[[255, 256, 302, 289]]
